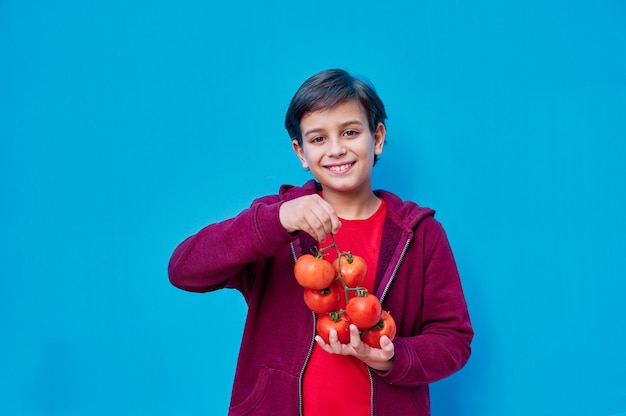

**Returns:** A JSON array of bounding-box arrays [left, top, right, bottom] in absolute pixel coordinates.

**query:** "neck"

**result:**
[[321, 187, 380, 220]]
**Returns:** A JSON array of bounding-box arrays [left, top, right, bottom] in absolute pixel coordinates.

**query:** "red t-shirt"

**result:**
[[302, 198, 387, 416]]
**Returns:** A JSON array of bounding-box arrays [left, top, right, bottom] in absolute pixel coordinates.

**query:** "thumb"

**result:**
[[380, 336, 395, 354]]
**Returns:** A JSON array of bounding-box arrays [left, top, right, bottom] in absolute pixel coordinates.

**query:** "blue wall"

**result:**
[[2, 1, 625, 415]]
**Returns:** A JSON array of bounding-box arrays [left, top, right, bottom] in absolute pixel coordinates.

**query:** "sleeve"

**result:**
[[374, 219, 473, 386], [167, 198, 296, 294]]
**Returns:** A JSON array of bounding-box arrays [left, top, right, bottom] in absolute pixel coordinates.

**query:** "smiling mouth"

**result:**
[[326, 162, 355, 173]]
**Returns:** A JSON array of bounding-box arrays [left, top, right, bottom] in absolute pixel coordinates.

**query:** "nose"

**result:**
[[326, 136, 346, 157]]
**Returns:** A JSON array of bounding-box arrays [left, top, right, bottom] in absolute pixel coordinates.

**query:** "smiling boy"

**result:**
[[169, 69, 473, 415]]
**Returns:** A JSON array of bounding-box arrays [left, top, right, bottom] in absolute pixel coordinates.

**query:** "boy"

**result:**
[[168, 69, 473, 415]]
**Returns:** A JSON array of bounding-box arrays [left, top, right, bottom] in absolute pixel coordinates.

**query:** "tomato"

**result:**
[[316, 313, 350, 344], [294, 254, 336, 290], [334, 253, 367, 288], [361, 310, 397, 348], [303, 283, 342, 314], [345, 293, 382, 330]]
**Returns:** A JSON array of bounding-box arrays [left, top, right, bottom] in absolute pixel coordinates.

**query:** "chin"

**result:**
[[323, 180, 366, 193]]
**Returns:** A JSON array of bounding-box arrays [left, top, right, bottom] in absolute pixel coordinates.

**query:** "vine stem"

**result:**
[[317, 233, 353, 304], [327, 233, 351, 304]]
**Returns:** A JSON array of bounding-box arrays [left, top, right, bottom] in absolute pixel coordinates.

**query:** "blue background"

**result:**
[[2, 1, 625, 415]]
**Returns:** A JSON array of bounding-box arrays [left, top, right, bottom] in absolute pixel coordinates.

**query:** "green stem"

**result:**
[[320, 233, 352, 304]]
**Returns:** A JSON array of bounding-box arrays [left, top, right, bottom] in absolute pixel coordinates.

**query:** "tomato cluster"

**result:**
[[294, 250, 396, 348]]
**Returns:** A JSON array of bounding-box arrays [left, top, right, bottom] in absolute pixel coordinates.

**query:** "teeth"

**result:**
[[329, 163, 352, 172]]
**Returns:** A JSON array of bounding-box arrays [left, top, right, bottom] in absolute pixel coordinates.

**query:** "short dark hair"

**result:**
[[285, 69, 387, 148]]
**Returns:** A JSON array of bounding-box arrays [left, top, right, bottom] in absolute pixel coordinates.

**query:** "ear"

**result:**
[[292, 139, 309, 169], [373, 122, 386, 156]]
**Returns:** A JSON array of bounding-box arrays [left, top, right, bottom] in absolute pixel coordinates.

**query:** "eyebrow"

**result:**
[[303, 119, 365, 137]]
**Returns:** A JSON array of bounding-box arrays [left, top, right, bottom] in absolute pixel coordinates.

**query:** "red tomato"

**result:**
[[294, 254, 336, 290], [316, 314, 350, 344], [303, 283, 342, 314], [334, 253, 367, 288], [345, 293, 382, 330], [361, 310, 397, 348]]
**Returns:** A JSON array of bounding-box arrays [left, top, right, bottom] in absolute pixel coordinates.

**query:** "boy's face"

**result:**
[[292, 99, 385, 197]]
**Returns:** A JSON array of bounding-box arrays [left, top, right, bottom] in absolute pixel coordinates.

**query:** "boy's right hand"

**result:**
[[279, 195, 341, 243]]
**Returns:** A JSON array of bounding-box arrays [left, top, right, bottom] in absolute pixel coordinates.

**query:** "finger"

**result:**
[[349, 324, 365, 351], [292, 195, 339, 241], [328, 329, 350, 354], [379, 336, 395, 358], [328, 329, 340, 351], [297, 202, 333, 242], [311, 205, 339, 241], [301, 216, 327, 243], [315, 336, 335, 354], [310, 219, 332, 243], [315, 335, 329, 348], [316, 198, 342, 235], [281, 196, 333, 241], [332, 219, 342, 235]]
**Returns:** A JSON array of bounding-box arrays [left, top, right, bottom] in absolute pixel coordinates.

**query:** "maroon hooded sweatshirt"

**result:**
[[168, 180, 473, 415]]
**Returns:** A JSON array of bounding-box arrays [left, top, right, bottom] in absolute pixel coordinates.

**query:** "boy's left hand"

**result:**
[[315, 324, 394, 372]]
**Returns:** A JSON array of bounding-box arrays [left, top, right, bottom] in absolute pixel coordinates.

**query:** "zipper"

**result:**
[[367, 366, 375, 416], [293, 242, 318, 416], [290, 241, 298, 263], [298, 311, 317, 416], [369, 236, 412, 415], [380, 238, 412, 303]]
